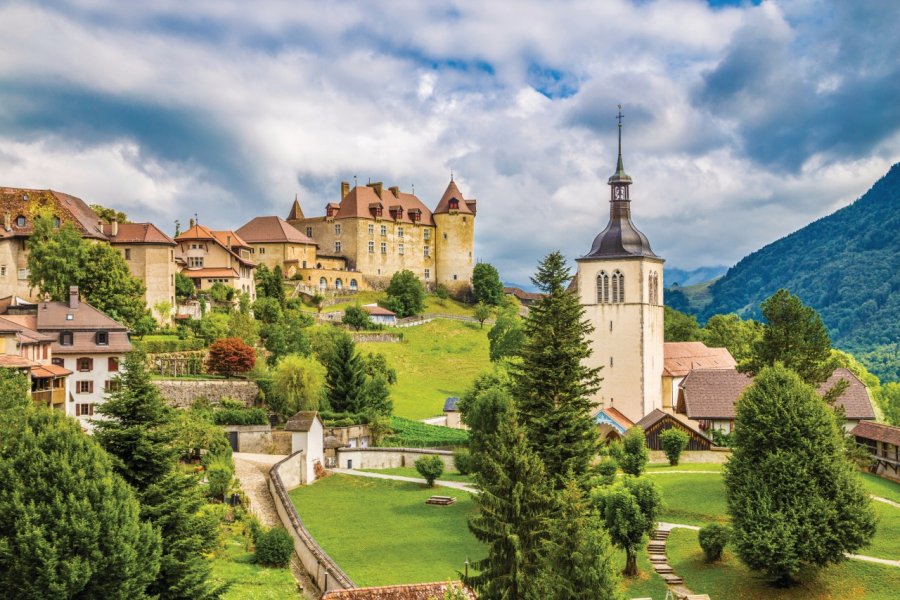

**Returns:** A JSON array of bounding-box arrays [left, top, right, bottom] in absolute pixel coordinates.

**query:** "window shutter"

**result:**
[[108, 357, 119, 372], [88, 381, 94, 394], [88, 358, 94, 371]]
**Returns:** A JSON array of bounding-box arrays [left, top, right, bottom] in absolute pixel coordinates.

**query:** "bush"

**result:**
[[659, 428, 690, 466], [415, 455, 445, 487], [453, 449, 474, 475], [205, 455, 234, 500], [595, 457, 618, 486], [206, 337, 256, 377], [698, 523, 731, 562], [619, 426, 650, 476], [342, 305, 372, 331], [255, 527, 294, 567], [137, 336, 206, 354], [212, 406, 269, 426]]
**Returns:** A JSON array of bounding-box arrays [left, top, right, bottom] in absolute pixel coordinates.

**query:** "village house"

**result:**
[[661, 341, 736, 410], [285, 411, 326, 485], [852, 420, 900, 482], [362, 303, 397, 326], [0, 305, 70, 411], [235, 215, 318, 278], [175, 221, 256, 300]]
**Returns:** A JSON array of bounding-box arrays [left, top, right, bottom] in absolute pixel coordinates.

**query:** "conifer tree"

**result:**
[[464, 411, 549, 599], [724, 364, 876, 585], [532, 479, 622, 600], [325, 334, 368, 413], [512, 251, 601, 487]]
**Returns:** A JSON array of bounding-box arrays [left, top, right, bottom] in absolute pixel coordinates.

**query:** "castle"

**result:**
[[282, 179, 476, 295]]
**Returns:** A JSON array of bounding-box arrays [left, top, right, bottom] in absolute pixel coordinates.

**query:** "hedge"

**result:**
[[212, 407, 269, 426], [136, 336, 206, 354]]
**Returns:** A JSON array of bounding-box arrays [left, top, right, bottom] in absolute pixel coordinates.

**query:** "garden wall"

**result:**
[[347, 332, 402, 343], [648, 449, 731, 464], [269, 452, 355, 594], [152, 380, 259, 408], [335, 447, 454, 470]]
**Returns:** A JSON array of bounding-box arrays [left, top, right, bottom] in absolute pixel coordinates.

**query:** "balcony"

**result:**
[[32, 388, 66, 406]]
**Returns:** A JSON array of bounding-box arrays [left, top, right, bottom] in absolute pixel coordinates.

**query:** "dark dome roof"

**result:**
[[584, 212, 658, 259]]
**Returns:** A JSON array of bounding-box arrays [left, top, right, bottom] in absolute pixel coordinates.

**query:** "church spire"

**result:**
[[608, 104, 633, 187]]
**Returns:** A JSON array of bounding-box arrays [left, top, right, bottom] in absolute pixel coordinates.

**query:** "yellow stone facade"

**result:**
[[433, 211, 475, 294], [113, 244, 177, 323], [248, 242, 317, 277], [0, 238, 32, 299]]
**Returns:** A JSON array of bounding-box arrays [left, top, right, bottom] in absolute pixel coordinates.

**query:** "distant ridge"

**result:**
[[665, 266, 728, 287]]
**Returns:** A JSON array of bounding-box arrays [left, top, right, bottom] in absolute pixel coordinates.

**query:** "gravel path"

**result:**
[[233, 453, 319, 599]]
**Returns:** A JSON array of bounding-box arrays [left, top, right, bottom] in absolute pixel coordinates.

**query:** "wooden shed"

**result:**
[[633, 409, 711, 451]]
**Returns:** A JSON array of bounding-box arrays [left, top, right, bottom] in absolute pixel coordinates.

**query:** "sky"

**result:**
[[1, 0, 898, 284]]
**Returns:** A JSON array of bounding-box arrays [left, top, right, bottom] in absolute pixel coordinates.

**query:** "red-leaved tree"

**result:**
[[206, 337, 256, 378]]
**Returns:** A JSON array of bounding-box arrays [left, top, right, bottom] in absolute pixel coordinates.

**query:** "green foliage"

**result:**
[[209, 282, 235, 303], [700, 313, 764, 362], [619, 426, 649, 476], [593, 476, 662, 576], [176, 272, 195, 302], [382, 417, 470, 448], [91, 203, 128, 223], [254, 264, 286, 305], [154, 299, 173, 322], [473, 301, 492, 328], [138, 335, 206, 354], [876, 382, 900, 426], [414, 455, 445, 486], [513, 252, 601, 489], [659, 428, 689, 466], [325, 334, 368, 413], [0, 407, 161, 599], [742, 289, 837, 386], [254, 528, 294, 567], [343, 304, 373, 330], [212, 401, 269, 426], [362, 351, 398, 384], [252, 296, 283, 324], [165, 406, 230, 462], [664, 306, 701, 342], [226, 310, 260, 346], [385, 269, 426, 317], [205, 454, 235, 500], [487, 307, 525, 362], [434, 284, 450, 302], [472, 262, 504, 306], [271, 354, 327, 419], [197, 312, 229, 344], [363, 373, 393, 416], [698, 523, 731, 562], [595, 457, 618, 486], [309, 325, 352, 364], [453, 449, 474, 475], [724, 364, 876, 585], [0, 368, 30, 409], [457, 370, 513, 471], [261, 310, 313, 366], [206, 337, 256, 377]]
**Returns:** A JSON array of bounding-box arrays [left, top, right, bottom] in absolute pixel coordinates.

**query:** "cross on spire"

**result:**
[[616, 104, 624, 160]]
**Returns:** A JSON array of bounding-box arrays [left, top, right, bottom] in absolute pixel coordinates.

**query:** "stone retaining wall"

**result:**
[[269, 452, 355, 594], [151, 379, 259, 408], [348, 332, 402, 343], [649, 449, 732, 464], [335, 447, 454, 470]]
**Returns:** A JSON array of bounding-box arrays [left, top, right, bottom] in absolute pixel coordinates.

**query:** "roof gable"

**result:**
[[105, 222, 175, 245], [236, 216, 316, 245], [433, 180, 474, 215], [0, 188, 108, 240]]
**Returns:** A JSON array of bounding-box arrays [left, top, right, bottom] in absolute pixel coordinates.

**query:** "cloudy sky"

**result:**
[[1, 0, 898, 283]]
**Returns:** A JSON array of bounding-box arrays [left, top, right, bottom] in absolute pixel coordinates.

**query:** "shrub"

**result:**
[[212, 406, 268, 426], [385, 269, 425, 317], [206, 337, 256, 377], [698, 523, 731, 562], [595, 457, 618, 486], [619, 426, 650, 476], [659, 428, 690, 466], [415, 455, 445, 487], [205, 455, 234, 500], [342, 304, 372, 331], [453, 449, 474, 475], [137, 336, 206, 354], [255, 527, 294, 567]]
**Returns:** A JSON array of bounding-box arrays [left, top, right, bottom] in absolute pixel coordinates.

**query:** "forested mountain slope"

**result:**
[[698, 163, 900, 381]]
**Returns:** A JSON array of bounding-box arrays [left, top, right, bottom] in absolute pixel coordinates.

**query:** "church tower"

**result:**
[[575, 108, 665, 424]]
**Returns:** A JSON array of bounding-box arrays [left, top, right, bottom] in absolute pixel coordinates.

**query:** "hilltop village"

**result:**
[[2, 135, 899, 600]]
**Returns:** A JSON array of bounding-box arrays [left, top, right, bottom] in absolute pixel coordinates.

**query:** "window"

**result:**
[[17, 268, 28, 280], [597, 271, 609, 304], [52, 357, 63, 367], [124, 248, 131, 260], [15, 215, 25, 227], [612, 270, 625, 303], [424, 269, 430, 280], [335, 241, 342, 253], [96, 331, 108, 345], [60, 332, 73, 346], [350, 279, 358, 291], [0, 266, 5, 277], [259, 247, 266, 255], [380, 242, 387, 254], [423, 229, 430, 241], [463, 216, 467, 223], [108, 357, 119, 372], [77, 381, 93, 394], [610, 356, 614, 367], [75, 403, 94, 416], [334, 224, 342, 235], [380, 225, 387, 236], [649, 272, 660, 305], [368, 241, 375, 253], [443, 233, 448, 240], [78, 357, 93, 372], [453, 274, 458, 280], [368, 224, 374, 234], [105, 380, 122, 392], [319, 277, 327, 290], [423, 246, 430, 257], [397, 227, 404, 238], [188, 257, 204, 268], [335, 278, 343, 290], [306, 227, 313, 237], [53, 216, 61, 228], [398, 243, 404, 255]]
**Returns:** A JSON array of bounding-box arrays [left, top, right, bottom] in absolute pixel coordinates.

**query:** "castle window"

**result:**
[[350, 279, 358, 291], [15, 215, 25, 227], [443, 233, 448, 240], [259, 247, 265, 255], [597, 271, 609, 304], [649, 272, 659, 305], [368, 241, 374, 253], [463, 216, 467, 223], [423, 245, 430, 257], [334, 224, 341, 235], [306, 227, 313, 237], [398, 243, 404, 255], [335, 241, 342, 253], [124, 249, 131, 260], [380, 225, 387, 236], [188, 257, 204, 268], [453, 274, 458, 280], [610, 356, 614, 367], [53, 216, 61, 228], [423, 229, 430, 241], [319, 277, 327, 290], [335, 278, 343, 290], [397, 227, 404, 238], [424, 269, 430, 279], [380, 242, 387, 254], [368, 224, 374, 235], [0, 266, 5, 278], [612, 270, 625, 303]]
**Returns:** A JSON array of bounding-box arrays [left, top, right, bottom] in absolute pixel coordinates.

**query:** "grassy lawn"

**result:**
[[654, 473, 730, 526], [209, 522, 300, 600], [667, 527, 900, 600], [315, 291, 477, 317], [358, 319, 490, 419], [359, 466, 474, 484], [864, 502, 900, 560], [858, 472, 900, 503], [647, 462, 725, 472], [615, 547, 669, 599]]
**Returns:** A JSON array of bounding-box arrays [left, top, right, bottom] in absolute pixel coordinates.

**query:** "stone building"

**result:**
[[175, 221, 256, 300], [286, 178, 476, 295], [234, 215, 318, 276]]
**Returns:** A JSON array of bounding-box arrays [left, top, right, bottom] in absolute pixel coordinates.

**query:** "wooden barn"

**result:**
[[634, 409, 712, 451]]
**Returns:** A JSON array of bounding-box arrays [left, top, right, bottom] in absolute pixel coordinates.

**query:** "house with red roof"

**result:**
[[175, 219, 256, 301]]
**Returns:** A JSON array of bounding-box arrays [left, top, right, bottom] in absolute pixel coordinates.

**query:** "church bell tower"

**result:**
[[575, 106, 665, 424]]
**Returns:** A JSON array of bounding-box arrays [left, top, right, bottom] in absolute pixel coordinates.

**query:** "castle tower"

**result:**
[[433, 177, 476, 294], [575, 108, 664, 423]]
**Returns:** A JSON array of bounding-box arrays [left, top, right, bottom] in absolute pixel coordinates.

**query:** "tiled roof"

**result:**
[[285, 411, 321, 432], [443, 397, 460, 412], [503, 287, 544, 302], [322, 582, 475, 599], [51, 331, 132, 354], [634, 408, 708, 441], [362, 304, 396, 317], [0, 188, 108, 240], [663, 342, 736, 377], [329, 185, 436, 226], [851, 421, 900, 446], [433, 180, 474, 215], [236, 216, 316, 245], [176, 224, 255, 266], [32, 364, 72, 378], [104, 222, 175, 245], [34, 299, 128, 331], [182, 268, 240, 279], [601, 406, 635, 430], [0, 355, 36, 368], [679, 367, 876, 420]]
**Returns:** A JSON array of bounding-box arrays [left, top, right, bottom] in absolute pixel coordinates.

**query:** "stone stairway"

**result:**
[[648, 528, 684, 586]]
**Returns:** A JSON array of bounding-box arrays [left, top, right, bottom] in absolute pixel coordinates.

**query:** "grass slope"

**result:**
[[358, 319, 490, 419], [667, 527, 900, 600], [210, 522, 300, 599]]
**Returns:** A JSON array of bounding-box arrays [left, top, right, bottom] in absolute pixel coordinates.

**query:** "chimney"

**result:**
[[341, 181, 350, 198], [69, 286, 79, 309], [368, 181, 383, 199], [189, 218, 196, 229], [389, 186, 400, 198], [111, 220, 119, 237]]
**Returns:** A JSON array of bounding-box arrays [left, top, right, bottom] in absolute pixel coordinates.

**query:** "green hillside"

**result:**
[[698, 163, 900, 381]]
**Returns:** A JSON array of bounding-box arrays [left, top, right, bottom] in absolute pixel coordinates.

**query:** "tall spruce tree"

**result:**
[[464, 410, 549, 599], [95, 351, 221, 600], [512, 251, 601, 487], [724, 364, 876, 585], [325, 334, 368, 413]]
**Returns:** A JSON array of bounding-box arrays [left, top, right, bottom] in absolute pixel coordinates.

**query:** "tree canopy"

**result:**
[[472, 262, 504, 306], [385, 269, 425, 317]]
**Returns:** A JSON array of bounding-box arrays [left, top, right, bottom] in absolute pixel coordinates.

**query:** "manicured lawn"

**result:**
[[654, 473, 730, 526], [862, 502, 900, 561], [667, 527, 900, 600], [359, 466, 474, 484], [647, 462, 725, 472], [209, 522, 301, 599], [614, 547, 669, 599], [858, 472, 900, 504], [358, 319, 490, 419]]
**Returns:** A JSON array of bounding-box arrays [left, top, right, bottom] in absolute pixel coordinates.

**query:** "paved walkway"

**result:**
[[871, 495, 900, 508], [330, 468, 478, 493], [233, 453, 317, 600]]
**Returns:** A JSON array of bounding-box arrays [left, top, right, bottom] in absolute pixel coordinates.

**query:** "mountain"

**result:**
[[695, 163, 900, 381], [664, 265, 728, 287]]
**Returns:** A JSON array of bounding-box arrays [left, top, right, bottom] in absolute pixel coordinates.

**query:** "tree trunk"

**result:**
[[624, 549, 638, 576]]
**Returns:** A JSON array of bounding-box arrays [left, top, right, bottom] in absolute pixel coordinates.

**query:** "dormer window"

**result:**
[[60, 332, 73, 346], [15, 215, 26, 227], [96, 331, 109, 345], [448, 198, 459, 211]]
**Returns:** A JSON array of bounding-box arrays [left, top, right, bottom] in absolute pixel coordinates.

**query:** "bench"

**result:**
[[426, 495, 457, 506]]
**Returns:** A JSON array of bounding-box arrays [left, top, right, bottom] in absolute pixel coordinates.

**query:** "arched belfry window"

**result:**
[[612, 270, 625, 303], [649, 272, 659, 305], [596, 271, 609, 304]]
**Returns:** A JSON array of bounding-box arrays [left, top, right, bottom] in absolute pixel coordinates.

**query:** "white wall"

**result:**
[[60, 352, 125, 432], [336, 448, 455, 471]]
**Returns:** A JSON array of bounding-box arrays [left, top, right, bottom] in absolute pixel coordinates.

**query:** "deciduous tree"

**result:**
[[618, 426, 649, 476], [659, 428, 689, 466], [271, 354, 327, 418], [664, 306, 701, 342], [342, 304, 372, 330], [206, 337, 256, 377], [594, 476, 661, 576], [487, 308, 525, 362], [700, 313, 763, 362], [385, 269, 425, 317], [472, 262, 504, 306]]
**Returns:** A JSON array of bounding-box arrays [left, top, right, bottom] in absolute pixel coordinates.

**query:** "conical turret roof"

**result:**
[[433, 179, 473, 215]]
